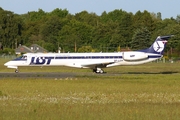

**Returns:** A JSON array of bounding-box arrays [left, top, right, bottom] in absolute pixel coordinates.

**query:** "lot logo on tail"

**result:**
[[153, 40, 167, 52]]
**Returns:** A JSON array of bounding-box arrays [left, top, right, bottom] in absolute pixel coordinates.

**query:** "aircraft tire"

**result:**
[[15, 69, 19, 73]]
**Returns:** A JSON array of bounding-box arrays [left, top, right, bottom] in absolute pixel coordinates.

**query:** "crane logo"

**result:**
[[153, 40, 167, 52]]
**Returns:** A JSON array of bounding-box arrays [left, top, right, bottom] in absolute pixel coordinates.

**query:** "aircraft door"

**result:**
[[26, 54, 31, 65]]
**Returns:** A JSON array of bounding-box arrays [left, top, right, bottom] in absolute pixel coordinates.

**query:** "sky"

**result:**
[[1, 0, 180, 19]]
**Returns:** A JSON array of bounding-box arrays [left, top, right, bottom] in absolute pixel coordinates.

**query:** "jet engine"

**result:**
[[123, 52, 148, 61]]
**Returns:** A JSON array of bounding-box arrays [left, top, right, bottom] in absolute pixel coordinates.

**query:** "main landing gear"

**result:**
[[93, 68, 105, 74], [15, 69, 19, 73]]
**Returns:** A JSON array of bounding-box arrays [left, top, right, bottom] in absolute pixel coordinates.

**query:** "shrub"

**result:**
[[0, 48, 15, 55]]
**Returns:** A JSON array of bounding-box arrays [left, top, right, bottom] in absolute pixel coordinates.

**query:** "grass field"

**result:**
[[0, 58, 180, 120]]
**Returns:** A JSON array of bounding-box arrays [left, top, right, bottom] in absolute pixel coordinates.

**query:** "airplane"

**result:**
[[4, 35, 172, 73]]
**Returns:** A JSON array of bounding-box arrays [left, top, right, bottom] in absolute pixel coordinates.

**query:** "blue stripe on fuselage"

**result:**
[[11, 55, 161, 61], [54, 55, 161, 59], [55, 56, 123, 59], [148, 55, 162, 58]]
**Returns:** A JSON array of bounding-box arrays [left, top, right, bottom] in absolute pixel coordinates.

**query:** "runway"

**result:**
[[0, 72, 75, 79]]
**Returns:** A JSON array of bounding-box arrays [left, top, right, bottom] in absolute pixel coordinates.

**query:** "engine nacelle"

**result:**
[[123, 52, 148, 61]]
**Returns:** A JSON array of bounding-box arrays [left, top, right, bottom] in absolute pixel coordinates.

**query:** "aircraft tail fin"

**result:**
[[140, 35, 172, 54]]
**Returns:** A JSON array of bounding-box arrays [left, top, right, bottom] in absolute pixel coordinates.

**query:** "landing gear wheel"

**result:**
[[100, 70, 104, 73], [15, 69, 19, 73], [93, 68, 105, 74], [93, 69, 96, 73]]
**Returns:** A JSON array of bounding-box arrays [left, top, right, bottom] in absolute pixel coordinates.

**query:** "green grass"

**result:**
[[1, 58, 180, 120]]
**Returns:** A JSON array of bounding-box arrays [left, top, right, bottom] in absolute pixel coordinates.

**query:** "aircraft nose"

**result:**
[[4, 61, 10, 66]]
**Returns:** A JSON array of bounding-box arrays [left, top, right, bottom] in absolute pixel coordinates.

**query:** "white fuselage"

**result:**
[[4, 52, 162, 70], [4, 35, 171, 73]]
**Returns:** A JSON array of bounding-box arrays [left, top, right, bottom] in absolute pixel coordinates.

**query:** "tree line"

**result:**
[[0, 7, 180, 58]]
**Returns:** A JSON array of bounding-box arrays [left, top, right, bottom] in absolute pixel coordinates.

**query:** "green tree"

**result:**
[[50, 8, 69, 18], [40, 15, 63, 51], [99, 10, 134, 51], [75, 11, 99, 26], [58, 19, 93, 52], [78, 46, 95, 52], [21, 20, 43, 46], [119, 12, 134, 47], [131, 27, 151, 50], [92, 22, 111, 52], [133, 10, 156, 33], [157, 12, 162, 20], [0, 9, 22, 48], [26, 9, 46, 21]]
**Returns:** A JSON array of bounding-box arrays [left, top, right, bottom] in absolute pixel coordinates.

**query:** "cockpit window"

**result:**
[[14, 55, 27, 60], [22, 56, 27, 59], [17, 55, 27, 59], [17, 55, 23, 59]]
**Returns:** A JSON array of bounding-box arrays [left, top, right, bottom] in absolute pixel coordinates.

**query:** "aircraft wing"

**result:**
[[81, 62, 115, 69]]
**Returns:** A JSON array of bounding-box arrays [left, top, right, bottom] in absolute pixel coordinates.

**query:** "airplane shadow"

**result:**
[[124, 71, 179, 74]]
